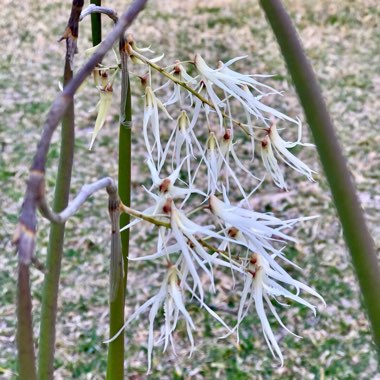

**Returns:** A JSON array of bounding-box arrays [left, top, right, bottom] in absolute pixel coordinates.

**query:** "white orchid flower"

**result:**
[[88, 68, 119, 150], [261, 135, 287, 189], [194, 54, 298, 126], [143, 86, 172, 164], [147, 156, 204, 200], [218, 129, 260, 196], [89, 85, 113, 150], [205, 132, 221, 194], [155, 60, 197, 107], [218, 56, 281, 95], [184, 61, 227, 130], [167, 200, 242, 302], [234, 253, 324, 366], [209, 195, 316, 273], [120, 156, 202, 234], [160, 111, 203, 185], [189, 131, 256, 203], [104, 265, 195, 373], [125, 33, 164, 65], [261, 122, 316, 189]]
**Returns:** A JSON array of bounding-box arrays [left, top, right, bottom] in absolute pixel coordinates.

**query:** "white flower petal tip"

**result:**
[[125, 34, 164, 65], [106, 265, 196, 372], [143, 86, 172, 163], [232, 252, 324, 365], [261, 122, 317, 188], [146, 156, 203, 200], [194, 54, 298, 125], [88, 85, 113, 150]]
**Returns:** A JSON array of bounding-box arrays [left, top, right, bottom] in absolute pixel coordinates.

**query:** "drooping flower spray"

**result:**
[[15, 2, 379, 378], [86, 30, 325, 371]]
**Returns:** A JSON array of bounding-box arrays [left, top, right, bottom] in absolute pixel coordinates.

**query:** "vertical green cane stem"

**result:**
[[106, 38, 132, 380], [90, 0, 102, 46], [37, 2, 83, 378], [260, 0, 380, 359]]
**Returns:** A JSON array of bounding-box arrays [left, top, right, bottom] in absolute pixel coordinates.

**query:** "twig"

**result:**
[[38, 178, 118, 223], [14, 0, 148, 265], [80, 4, 119, 24], [120, 203, 170, 228]]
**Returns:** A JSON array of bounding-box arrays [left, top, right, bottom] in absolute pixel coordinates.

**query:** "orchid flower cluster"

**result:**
[[94, 35, 324, 372]]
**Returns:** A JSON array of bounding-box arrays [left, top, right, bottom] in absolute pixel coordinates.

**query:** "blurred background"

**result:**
[[0, 0, 379, 378]]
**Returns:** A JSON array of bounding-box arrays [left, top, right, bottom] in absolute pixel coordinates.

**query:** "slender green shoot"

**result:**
[[37, 2, 83, 378], [106, 38, 132, 380], [90, 0, 102, 46], [260, 0, 380, 360]]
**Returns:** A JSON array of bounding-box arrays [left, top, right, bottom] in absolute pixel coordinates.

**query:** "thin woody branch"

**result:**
[[59, 0, 84, 70], [80, 4, 119, 23], [14, 0, 148, 265], [38, 177, 118, 223]]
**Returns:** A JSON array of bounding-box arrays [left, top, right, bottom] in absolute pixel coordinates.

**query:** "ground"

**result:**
[[0, 0, 379, 379]]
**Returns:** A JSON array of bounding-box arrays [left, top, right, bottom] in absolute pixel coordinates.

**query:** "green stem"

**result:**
[[90, 0, 102, 46], [260, 0, 380, 359], [37, 2, 83, 377], [17, 263, 37, 380], [106, 39, 132, 380], [37, 74, 75, 380]]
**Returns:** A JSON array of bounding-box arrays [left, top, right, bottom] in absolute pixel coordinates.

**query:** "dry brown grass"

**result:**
[[0, 0, 379, 379]]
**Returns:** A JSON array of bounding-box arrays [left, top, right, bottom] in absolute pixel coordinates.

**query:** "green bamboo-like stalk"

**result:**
[[37, 2, 83, 378], [90, 0, 102, 46], [260, 0, 380, 360], [106, 38, 132, 380], [37, 87, 74, 378], [37, 61, 75, 380]]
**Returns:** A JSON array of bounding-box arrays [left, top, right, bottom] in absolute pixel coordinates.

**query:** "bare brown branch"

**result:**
[[80, 4, 119, 24], [38, 177, 117, 223], [14, 0, 148, 265], [59, 0, 85, 69], [17, 263, 37, 380]]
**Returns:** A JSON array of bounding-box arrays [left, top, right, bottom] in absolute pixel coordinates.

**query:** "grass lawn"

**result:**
[[0, 0, 379, 379]]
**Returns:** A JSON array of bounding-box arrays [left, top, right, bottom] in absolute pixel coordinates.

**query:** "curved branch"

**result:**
[[38, 177, 117, 223], [80, 4, 118, 24], [13, 0, 148, 265]]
